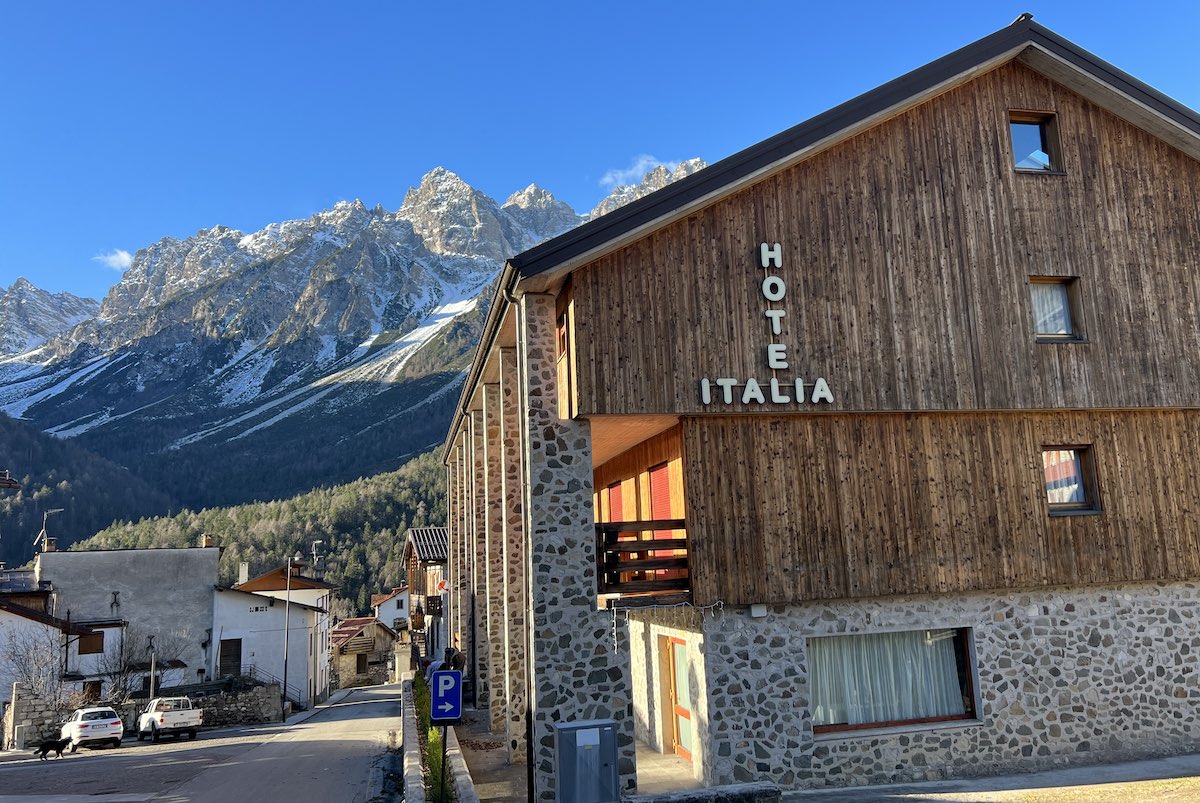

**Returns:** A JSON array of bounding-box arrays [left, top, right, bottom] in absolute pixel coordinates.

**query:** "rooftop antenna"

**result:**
[[33, 508, 64, 552], [311, 540, 324, 578], [0, 470, 19, 490]]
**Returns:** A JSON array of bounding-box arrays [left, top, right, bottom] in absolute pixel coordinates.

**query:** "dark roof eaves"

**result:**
[[1023, 20, 1200, 132]]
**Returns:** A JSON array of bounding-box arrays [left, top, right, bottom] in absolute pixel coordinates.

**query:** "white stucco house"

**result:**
[[370, 586, 408, 635], [232, 562, 335, 705], [0, 598, 93, 706], [211, 586, 326, 707]]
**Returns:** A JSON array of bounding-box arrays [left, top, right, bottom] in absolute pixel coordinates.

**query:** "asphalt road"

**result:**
[[0, 685, 401, 803]]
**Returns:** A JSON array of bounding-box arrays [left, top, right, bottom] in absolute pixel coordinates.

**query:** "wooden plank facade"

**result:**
[[567, 61, 1200, 416], [682, 410, 1200, 606]]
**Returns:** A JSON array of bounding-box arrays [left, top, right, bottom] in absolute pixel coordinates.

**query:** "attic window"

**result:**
[[1010, 112, 1062, 172]]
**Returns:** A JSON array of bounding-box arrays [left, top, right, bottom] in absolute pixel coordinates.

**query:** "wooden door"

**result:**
[[218, 638, 242, 677], [668, 638, 693, 761]]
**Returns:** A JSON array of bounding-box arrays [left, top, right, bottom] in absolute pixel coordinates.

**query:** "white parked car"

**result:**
[[137, 697, 202, 742], [60, 707, 124, 751]]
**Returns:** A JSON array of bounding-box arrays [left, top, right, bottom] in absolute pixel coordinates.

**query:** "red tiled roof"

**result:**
[[370, 586, 408, 608], [331, 617, 396, 646]]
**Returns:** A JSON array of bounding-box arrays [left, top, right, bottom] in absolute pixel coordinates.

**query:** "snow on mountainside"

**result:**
[[0, 161, 705, 507], [0, 279, 98, 355]]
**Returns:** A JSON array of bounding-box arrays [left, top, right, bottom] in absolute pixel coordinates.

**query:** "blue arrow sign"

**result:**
[[430, 670, 463, 723]]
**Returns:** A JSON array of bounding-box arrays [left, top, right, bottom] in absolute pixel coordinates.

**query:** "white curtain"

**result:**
[[810, 629, 967, 728], [1030, 283, 1071, 335]]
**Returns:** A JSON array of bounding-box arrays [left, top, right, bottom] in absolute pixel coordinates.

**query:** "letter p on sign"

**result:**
[[430, 670, 463, 723]]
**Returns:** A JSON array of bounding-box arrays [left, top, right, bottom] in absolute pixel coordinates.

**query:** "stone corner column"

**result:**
[[518, 292, 636, 801], [500, 346, 529, 764], [483, 382, 507, 735]]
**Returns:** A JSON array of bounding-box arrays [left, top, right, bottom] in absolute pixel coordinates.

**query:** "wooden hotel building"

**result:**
[[441, 15, 1200, 797]]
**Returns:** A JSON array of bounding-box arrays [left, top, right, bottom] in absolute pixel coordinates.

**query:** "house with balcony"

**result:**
[[402, 527, 448, 658], [441, 14, 1200, 799]]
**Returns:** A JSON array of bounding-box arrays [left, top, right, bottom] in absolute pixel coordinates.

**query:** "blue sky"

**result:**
[[2, 1, 1197, 300]]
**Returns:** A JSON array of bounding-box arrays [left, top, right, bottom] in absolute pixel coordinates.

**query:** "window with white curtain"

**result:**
[[809, 628, 975, 733], [1029, 278, 1081, 341]]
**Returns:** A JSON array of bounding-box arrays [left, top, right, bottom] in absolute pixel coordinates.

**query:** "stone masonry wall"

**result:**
[[471, 411, 490, 710], [701, 579, 1200, 790], [518, 293, 636, 801], [484, 383, 507, 735], [196, 683, 282, 727], [3, 683, 61, 748], [500, 347, 528, 763]]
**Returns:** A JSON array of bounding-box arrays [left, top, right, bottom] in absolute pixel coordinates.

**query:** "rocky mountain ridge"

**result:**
[[0, 160, 705, 511], [0, 279, 98, 356]]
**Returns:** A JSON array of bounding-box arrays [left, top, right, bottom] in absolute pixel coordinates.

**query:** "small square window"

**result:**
[[1042, 446, 1101, 514], [1010, 113, 1061, 172], [1030, 278, 1082, 342]]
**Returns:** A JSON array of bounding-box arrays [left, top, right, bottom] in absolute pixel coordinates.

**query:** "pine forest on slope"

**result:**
[[76, 451, 446, 614]]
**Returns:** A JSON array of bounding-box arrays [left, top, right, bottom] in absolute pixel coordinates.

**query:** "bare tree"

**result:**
[[96, 625, 191, 704], [0, 622, 68, 706]]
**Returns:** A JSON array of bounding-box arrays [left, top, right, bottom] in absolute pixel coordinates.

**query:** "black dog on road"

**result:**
[[33, 738, 71, 760]]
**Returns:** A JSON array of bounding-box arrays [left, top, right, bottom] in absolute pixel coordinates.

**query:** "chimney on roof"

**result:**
[[41, 536, 56, 553], [199, 533, 215, 548], [238, 562, 249, 585]]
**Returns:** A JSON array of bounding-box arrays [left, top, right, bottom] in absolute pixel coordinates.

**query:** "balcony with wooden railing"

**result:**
[[596, 519, 691, 608]]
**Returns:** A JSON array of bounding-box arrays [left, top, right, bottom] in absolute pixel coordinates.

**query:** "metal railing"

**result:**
[[595, 519, 690, 597], [239, 663, 306, 708]]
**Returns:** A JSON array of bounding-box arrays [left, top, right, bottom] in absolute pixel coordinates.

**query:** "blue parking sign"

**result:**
[[430, 670, 463, 723]]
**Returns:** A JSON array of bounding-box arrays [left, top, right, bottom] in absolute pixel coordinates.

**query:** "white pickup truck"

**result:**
[[136, 697, 203, 742]]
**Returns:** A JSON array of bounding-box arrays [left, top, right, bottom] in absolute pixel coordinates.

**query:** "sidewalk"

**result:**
[[784, 753, 1200, 802], [443, 711, 1200, 803]]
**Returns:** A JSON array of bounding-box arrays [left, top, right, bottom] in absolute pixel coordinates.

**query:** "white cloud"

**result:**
[[93, 249, 133, 271], [599, 155, 681, 189]]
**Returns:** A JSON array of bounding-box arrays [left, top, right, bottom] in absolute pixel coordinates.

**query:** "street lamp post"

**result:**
[[281, 553, 300, 719], [147, 635, 157, 699]]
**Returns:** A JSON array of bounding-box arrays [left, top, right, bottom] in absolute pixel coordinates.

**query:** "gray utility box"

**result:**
[[555, 719, 619, 803]]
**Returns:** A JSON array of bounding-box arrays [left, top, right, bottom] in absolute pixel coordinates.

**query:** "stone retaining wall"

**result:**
[[2, 683, 61, 749], [196, 683, 281, 727], [700, 579, 1200, 790]]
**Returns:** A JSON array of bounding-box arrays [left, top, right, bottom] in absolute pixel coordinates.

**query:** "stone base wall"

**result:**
[[196, 683, 282, 728], [699, 580, 1200, 790], [628, 606, 707, 784], [3, 683, 62, 749]]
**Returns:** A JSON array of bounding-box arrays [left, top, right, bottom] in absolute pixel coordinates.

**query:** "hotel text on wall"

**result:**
[[699, 242, 834, 406]]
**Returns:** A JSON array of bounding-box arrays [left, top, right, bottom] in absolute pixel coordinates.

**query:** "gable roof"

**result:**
[[331, 616, 397, 647], [371, 586, 408, 608], [235, 564, 339, 593], [444, 15, 1200, 458], [404, 527, 448, 563]]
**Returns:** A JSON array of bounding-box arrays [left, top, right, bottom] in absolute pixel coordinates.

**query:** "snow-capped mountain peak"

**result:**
[[0, 279, 98, 355]]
